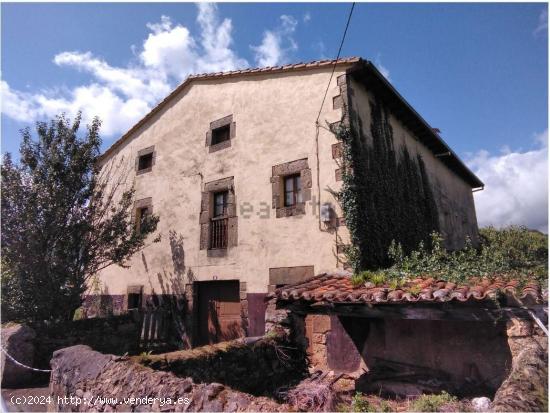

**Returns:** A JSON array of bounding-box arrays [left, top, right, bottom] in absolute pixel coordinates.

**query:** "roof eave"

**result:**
[[347, 60, 484, 189]]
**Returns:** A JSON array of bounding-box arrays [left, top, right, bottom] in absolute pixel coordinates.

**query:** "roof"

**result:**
[[98, 56, 483, 188], [272, 272, 544, 305]]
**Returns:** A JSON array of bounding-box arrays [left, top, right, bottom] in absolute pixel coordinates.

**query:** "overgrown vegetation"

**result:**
[[410, 392, 458, 412], [350, 226, 548, 287], [332, 98, 440, 272], [1, 113, 160, 323], [330, 100, 547, 286]]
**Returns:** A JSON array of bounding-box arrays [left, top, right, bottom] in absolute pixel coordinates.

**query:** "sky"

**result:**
[[1, 2, 548, 231]]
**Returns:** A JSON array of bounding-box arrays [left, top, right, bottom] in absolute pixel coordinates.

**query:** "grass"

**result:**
[[337, 393, 395, 412], [350, 392, 375, 412], [409, 392, 457, 412]]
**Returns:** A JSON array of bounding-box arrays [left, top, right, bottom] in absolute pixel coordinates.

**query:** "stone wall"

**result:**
[[492, 318, 548, 412], [33, 315, 142, 370], [136, 334, 308, 396], [49, 345, 287, 412]]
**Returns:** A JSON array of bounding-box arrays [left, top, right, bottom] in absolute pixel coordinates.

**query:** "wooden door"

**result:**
[[197, 281, 243, 345]]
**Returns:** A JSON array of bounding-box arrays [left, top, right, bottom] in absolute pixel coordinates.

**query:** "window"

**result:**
[[135, 206, 151, 233], [127, 293, 142, 310], [213, 191, 228, 217], [137, 152, 153, 171], [200, 177, 237, 252], [136, 146, 155, 174], [206, 115, 234, 153], [272, 159, 311, 218], [210, 191, 228, 249], [284, 174, 302, 207], [211, 125, 231, 146]]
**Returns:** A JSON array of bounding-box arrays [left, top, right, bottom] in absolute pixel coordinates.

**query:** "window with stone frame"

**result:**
[[206, 115, 236, 153], [135, 146, 155, 175], [271, 159, 312, 218], [210, 190, 229, 249], [134, 198, 153, 234], [199, 177, 238, 255]]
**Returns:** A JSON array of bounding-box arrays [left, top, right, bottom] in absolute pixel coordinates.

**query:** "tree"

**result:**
[[1, 113, 159, 323]]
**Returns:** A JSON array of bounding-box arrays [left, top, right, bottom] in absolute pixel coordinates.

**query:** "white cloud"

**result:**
[[1, 4, 248, 138], [303, 12, 311, 23], [251, 14, 298, 67], [467, 129, 548, 232], [374, 55, 391, 81], [140, 15, 198, 80], [313, 40, 328, 60], [54, 51, 170, 104], [195, 3, 249, 73], [1, 80, 149, 136], [534, 8, 548, 37]]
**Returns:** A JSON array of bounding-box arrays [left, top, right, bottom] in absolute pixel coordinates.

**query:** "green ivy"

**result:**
[[332, 97, 439, 272]]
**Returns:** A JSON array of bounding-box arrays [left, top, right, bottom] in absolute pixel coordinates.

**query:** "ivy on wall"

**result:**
[[333, 97, 440, 272]]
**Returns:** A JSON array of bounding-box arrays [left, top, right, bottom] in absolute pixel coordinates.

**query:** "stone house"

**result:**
[[88, 57, 483, 346]]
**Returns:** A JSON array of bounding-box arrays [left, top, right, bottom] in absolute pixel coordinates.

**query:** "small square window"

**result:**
[[138, 152, 153, 171], [211, 125, 231, 145], [284, 174, 302, 207]]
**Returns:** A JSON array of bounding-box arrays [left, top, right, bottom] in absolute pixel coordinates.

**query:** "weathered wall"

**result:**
[[347, 76, 479, 251], [49, 345, 286, 412], [304, 315, 512, 395], [94, 67, 349, 300], [89, 68, 354, 345]]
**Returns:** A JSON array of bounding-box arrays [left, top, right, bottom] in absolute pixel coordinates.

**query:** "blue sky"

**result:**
[[1, 2, 548, 231]]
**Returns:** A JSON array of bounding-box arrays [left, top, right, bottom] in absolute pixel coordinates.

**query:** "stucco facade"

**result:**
[[89, 58, 482, 343]]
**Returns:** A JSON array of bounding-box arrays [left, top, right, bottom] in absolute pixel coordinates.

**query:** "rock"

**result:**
[[492, 336, 548, 412], [49, 345, 287, 412], [471, 397, 491, 411], [0, 324, 37, 387]]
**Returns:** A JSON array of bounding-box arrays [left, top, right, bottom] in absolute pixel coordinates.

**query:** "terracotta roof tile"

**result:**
[[272, 272, 545, 305]]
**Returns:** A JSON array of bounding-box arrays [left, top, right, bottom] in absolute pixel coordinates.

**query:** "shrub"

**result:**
[[351, 226, 547, 287]]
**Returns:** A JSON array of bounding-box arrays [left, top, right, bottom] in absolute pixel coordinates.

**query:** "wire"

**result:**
[[315, 2, 356, 125], [0, 346, 52, 373]]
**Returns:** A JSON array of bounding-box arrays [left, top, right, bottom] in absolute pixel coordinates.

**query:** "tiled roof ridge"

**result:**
[[186, 57, 362, 80]]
